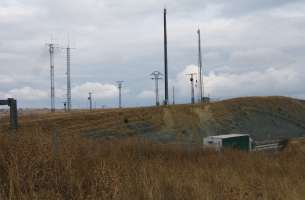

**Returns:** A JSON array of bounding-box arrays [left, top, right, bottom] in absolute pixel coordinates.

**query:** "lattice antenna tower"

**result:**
[[65, 37, 75, 112], [46, 40, 59, 112], [150, 71, 163, 106]]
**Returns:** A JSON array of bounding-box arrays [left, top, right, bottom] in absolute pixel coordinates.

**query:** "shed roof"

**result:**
[[209, 134, 249, 139]]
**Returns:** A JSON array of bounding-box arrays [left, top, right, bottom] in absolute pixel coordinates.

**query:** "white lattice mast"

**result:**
[[47, 43, 55, 112], [66, 45, 72, 111], [150, 71, 163, 106]]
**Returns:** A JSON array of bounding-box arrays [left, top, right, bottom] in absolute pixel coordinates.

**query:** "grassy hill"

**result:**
[[1, 96, 305, 143], [0, 96, 305, 199]]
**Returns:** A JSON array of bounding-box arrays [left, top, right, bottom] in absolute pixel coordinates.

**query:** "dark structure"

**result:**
[[0, 98, 18, 130], [197, 29, 203, 102], [163, 8, 169, 105]]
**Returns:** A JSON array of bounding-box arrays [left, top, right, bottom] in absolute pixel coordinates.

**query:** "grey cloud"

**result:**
[[0, 0, 305, 108]]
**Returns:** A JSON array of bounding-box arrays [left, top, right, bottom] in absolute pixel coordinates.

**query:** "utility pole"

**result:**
[[47, 43, 56, 112], [186, 73, 197, 104], [197, 28, 203, 102], [150, 71, 163, 106], [88, 92, 92, 111], [63, 102, 67, 112], [172, 86, 175, 105], [116, 81, 124, 108], [163, 8, 169, 105]]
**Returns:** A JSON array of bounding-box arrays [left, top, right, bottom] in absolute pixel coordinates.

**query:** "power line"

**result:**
[[150, 71, 163, 106]]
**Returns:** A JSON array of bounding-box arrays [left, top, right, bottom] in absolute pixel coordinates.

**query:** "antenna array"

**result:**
[[150, 71, 163, 106]]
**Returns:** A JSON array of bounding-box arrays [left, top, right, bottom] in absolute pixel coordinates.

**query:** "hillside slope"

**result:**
[[1, 96, 305, 143]]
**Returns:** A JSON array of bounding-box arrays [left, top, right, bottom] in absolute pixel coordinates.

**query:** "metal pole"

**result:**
[[119, 87, 121, 108], [88, 92, 92, 111], [164, 8, 169, 105], [186, 73, 197, 104], [155, 78, 159, 106], [172, 86, 175, 105], [197, 29, 203, 102], [117, 81, 123, 108], [191, 75, 195, 104]]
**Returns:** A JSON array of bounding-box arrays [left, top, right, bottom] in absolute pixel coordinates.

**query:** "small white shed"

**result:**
[[203, 134, 253, 151]]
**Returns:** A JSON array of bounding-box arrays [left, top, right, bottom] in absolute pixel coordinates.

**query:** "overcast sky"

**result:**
[[1, 0, 305, 108]]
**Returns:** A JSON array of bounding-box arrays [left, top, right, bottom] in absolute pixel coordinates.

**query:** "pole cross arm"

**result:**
[[0, 98, 18, 130]]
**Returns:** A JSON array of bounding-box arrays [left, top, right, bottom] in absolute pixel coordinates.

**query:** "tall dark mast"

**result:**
[[164, 8, 169, 105], [197, 29, 203, 102]]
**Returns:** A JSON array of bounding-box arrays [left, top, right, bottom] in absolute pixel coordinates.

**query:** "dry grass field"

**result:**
[[0, 130, 304, 199], [0, 96, 305, 199]]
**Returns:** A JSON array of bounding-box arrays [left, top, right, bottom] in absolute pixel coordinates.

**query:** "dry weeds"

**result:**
[[0, 129, 304, 200]]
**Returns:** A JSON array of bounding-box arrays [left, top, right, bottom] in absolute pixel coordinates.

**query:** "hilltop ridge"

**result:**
[[1, 96, 305, 142]]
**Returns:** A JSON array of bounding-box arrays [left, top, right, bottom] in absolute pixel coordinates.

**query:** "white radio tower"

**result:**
[[150, 71, 163, 106], [47, 43, 56, 112], [65, 42, 75, 111], [66, 46, 71, 111]]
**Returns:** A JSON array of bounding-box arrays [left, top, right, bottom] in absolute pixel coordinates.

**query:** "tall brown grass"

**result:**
[[0, 129, 304, 200]]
